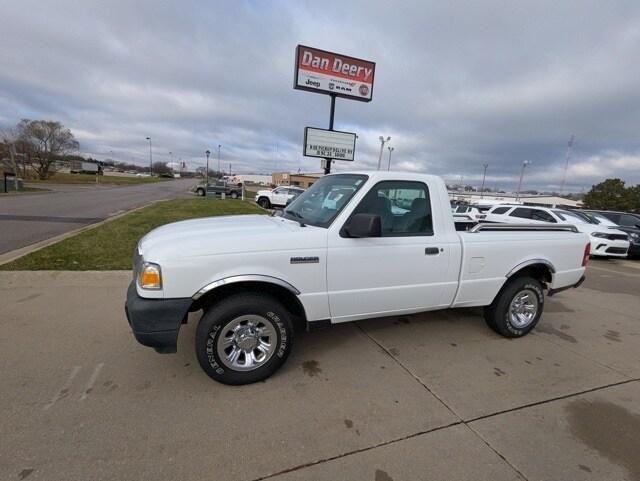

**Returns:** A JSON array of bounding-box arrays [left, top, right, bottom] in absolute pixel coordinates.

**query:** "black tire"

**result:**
[[483, 276, 544, 338], [196, 188, 205, 197], [257, 197, 271, 209], [195, 293, 294, 385], [230, 191, 239, 199]]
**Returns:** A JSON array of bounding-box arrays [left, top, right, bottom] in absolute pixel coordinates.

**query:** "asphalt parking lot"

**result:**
[[1, 259, 639, 481]]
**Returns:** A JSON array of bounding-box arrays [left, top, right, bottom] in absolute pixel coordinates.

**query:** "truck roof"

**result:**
[[328, 171, 444, 183]]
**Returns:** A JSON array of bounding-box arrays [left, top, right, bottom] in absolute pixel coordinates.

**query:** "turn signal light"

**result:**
[[581, 243, 591, 267], [139, 263, 162, 289]]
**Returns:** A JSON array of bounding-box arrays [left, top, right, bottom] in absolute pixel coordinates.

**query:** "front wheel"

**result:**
[[483, 276, 544, 338], [195, 293, 294, 385], [196, 188, 205, 197], [257, 197, 271, 209], [230, 191, 239, 199]]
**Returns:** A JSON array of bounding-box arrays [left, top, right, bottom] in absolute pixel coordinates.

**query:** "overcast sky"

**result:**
[[2, 0, 640, 192]]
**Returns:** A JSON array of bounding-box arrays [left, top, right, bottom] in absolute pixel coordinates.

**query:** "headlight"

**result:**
[[590, 232, 609, 238], [629, 232, 640, 242], [138, 262, 162, 289]]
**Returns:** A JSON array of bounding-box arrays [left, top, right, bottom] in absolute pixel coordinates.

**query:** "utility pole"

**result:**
[[377, 136, 391, 170], [146, 137, 152, 175], [516, 160, 530, 202], [559, 134, 574, 196], [387, 146, 394, 171], [205, 150, 210, 196], [480, 163, 488, 199]]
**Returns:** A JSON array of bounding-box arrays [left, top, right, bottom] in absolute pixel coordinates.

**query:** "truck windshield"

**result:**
[[282, 174, 368, 228]]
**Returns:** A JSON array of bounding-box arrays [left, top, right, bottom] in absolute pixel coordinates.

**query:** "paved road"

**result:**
[[1, 259, 639, 480], [0, 179, 196, 254]]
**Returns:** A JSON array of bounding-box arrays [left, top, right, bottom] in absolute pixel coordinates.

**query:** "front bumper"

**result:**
[[590, 239, 629, 257], [125, 282, 192, 353]]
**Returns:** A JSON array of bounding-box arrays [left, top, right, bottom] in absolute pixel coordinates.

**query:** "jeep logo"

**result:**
[[305, 79, 321, 87]]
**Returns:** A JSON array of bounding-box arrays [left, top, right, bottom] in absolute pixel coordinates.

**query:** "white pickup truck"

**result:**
[[125, 172, 589, 385]]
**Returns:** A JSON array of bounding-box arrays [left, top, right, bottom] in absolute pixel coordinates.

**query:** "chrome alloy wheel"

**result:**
[[508, 289, 539, 328], [216, 315, 277, 371]]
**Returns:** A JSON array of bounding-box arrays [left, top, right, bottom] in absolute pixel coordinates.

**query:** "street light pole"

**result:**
[[377, 136, 390, 170], [387, 146, 395, 171], [205, 150, 211, 197], [480, 163, 488, 199], [559, 134, 574, 196], [217, 144, 221, 177], [516, 160, 530, 202], [146, 137, 152, 176]]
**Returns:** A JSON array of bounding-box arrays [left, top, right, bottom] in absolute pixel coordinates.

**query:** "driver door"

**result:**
[[327, 180, 451, 322]]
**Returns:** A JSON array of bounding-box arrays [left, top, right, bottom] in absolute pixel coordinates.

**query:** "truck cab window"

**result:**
[[350, 181, 433, 236]]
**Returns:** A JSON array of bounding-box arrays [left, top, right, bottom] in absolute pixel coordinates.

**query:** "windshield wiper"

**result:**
[[285, 210, 306, 227]]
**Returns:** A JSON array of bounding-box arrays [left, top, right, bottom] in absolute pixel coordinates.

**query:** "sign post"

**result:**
[[294, 45, 375, 174], [4, 172, 16, 193]]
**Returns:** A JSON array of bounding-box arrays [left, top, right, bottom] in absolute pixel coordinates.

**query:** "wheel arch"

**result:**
[[506, 258, 555, 286], [191, 275, 307, 328]]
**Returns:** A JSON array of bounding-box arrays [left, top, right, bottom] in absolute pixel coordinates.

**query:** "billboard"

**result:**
[[304, 127, 356, 161], [294, 45, 375, 102]]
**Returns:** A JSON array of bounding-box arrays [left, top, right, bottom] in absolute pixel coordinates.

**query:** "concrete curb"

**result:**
[[0, 200, 165, 267]]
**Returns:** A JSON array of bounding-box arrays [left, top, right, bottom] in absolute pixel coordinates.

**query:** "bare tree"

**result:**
[[16, 119, 79, 180]]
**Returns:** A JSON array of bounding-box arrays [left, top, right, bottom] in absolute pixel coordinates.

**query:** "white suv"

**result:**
[[255, 186, 305, 209], [484, 205, 630, 257]]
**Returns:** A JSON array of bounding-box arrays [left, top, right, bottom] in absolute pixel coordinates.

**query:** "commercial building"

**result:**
[[272, 172, 323, 188]]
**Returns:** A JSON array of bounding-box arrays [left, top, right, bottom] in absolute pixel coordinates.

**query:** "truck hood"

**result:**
[[138, 214, 326, 261]]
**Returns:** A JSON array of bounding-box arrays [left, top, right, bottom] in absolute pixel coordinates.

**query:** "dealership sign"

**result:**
[[304, 127, 356, 161], [294, 45, 375, 102]]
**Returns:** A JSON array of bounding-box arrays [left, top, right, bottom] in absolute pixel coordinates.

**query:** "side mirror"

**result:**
[[344, 213, 382, 238]]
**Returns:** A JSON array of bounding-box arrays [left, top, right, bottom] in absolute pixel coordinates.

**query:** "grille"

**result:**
[[607, 233, 629, 241], [606, 247, 628, 254]]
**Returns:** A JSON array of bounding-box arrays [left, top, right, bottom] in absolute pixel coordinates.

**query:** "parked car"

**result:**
[[484, 205, 630, 257], [195, 180, 241, 199], [580, 210, 640, 257], [255, 186, 305, 209], [126, 171, 589, 385]]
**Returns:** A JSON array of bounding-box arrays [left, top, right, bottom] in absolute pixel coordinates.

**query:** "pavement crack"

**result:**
[[249, 421, 463, 481], [355, 323, 464, 421], [462, 423, 530, 480], [467, 378, 640, 424]]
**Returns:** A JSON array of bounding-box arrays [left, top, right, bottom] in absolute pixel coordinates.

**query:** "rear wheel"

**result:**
[[257, 197, 271, 209], [196, 188, 205, 197], [230, 191, 239, 199], [195, 293, 293, 385], [483, 276, 544, 337]]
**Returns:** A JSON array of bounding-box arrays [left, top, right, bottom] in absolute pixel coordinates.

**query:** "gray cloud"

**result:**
[[1, 0, 640, 191]]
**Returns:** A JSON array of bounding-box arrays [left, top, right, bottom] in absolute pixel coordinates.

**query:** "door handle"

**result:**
[[425, 247, 440, 255]]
